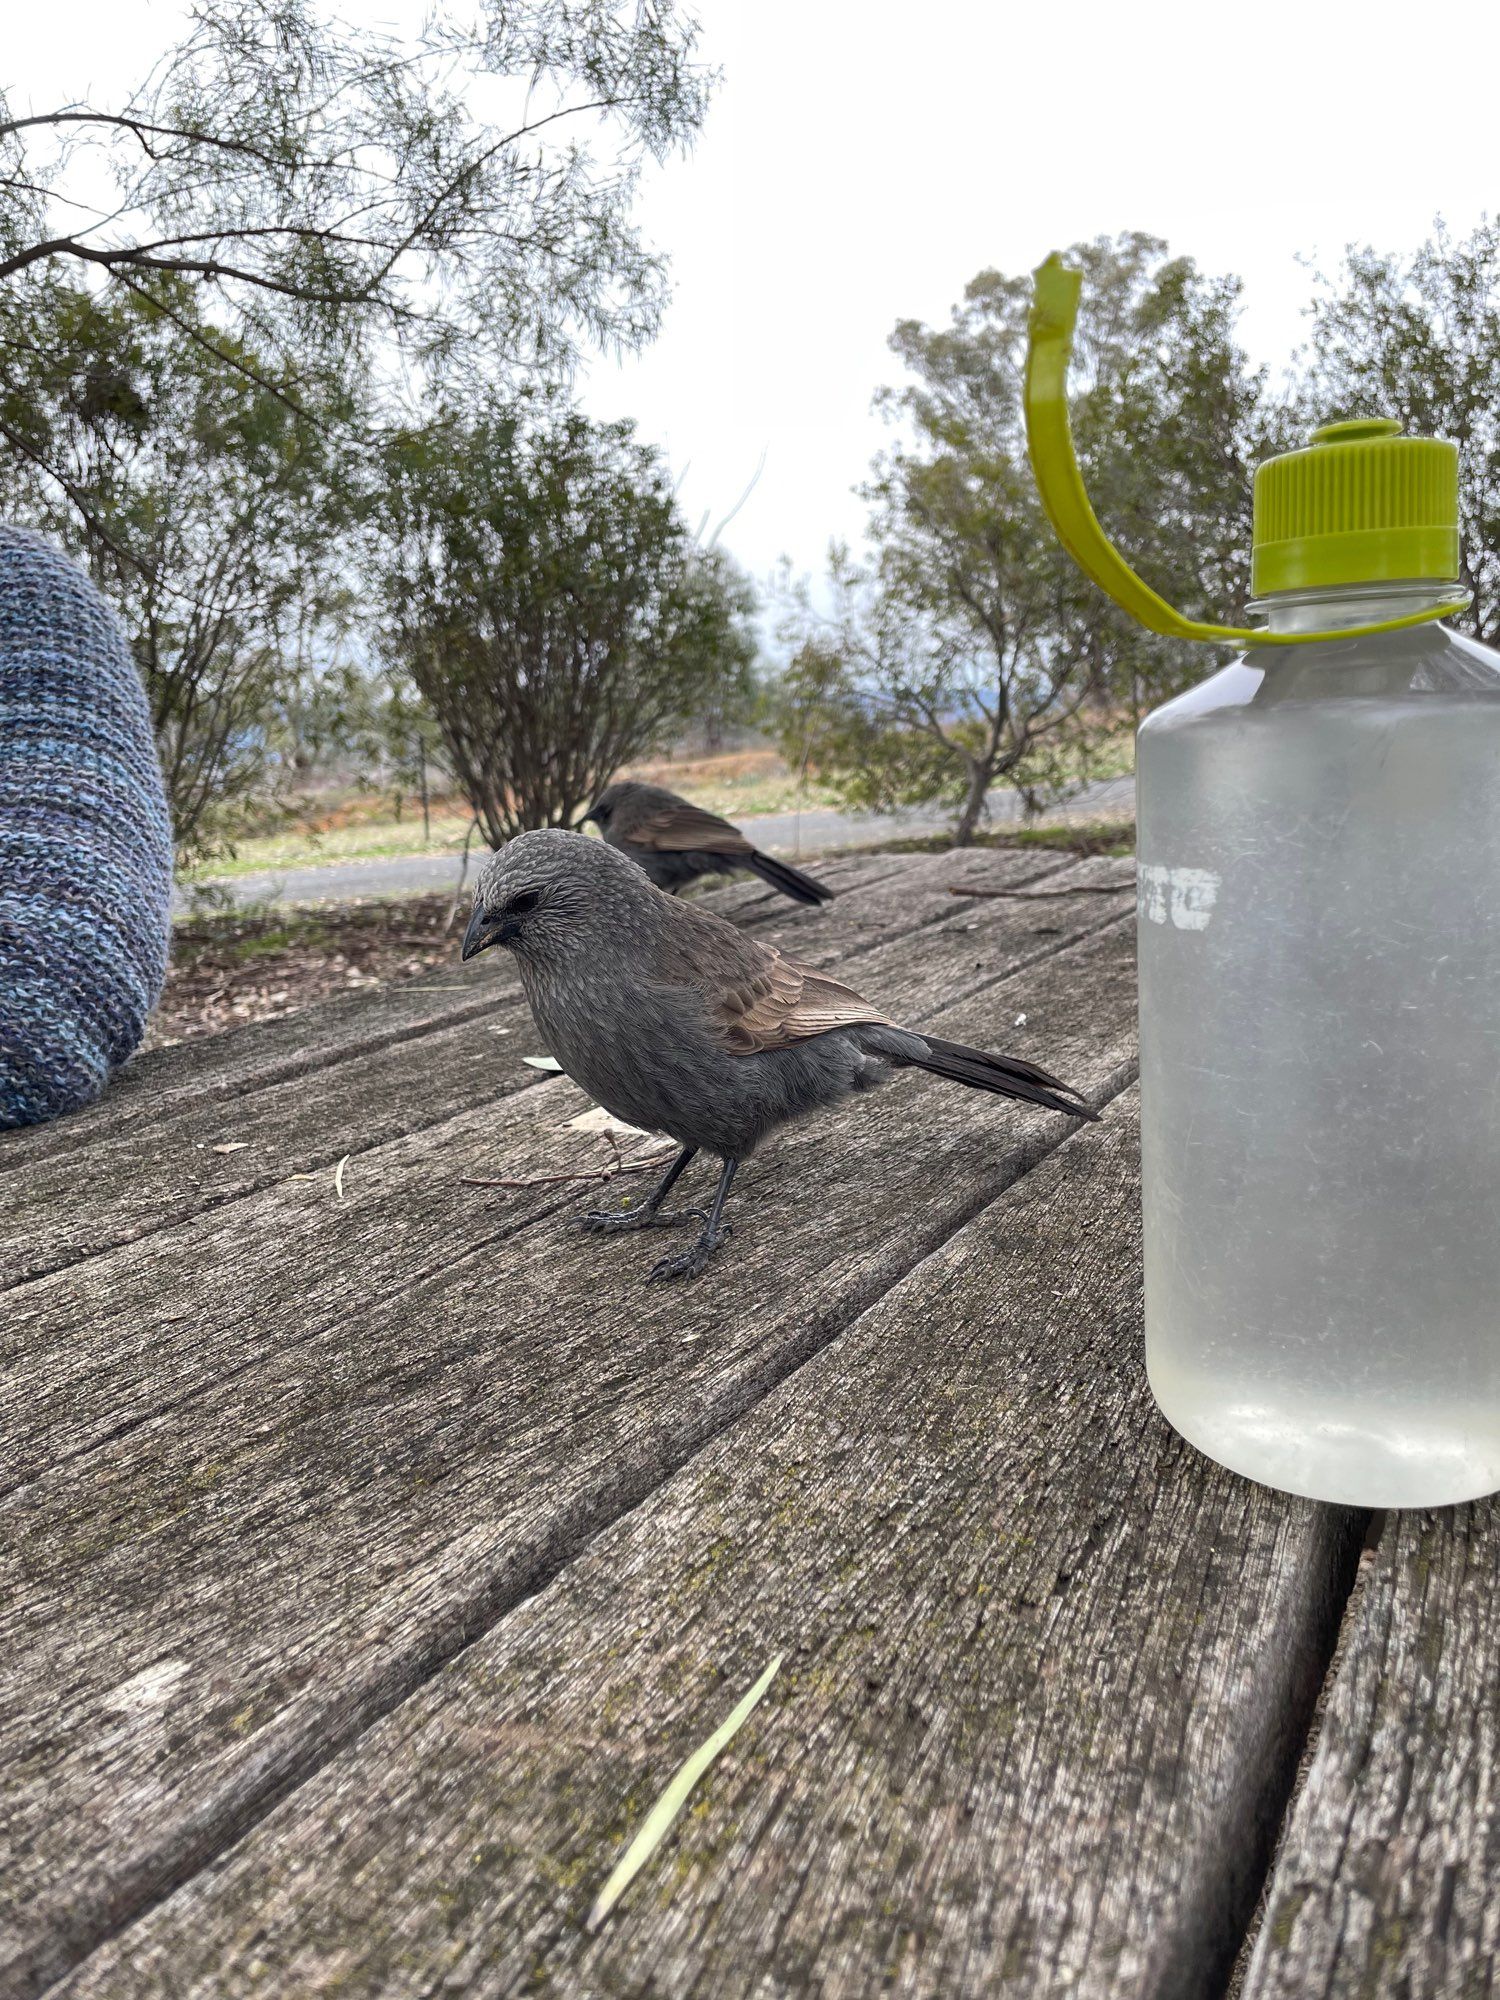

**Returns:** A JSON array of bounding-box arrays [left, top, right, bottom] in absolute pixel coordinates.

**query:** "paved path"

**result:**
[[180, 775, 1136, 911]]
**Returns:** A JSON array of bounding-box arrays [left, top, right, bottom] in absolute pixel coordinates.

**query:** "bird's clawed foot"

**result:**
[[646, 1220, 732, 1284], [573, 1144, 699, 1238]]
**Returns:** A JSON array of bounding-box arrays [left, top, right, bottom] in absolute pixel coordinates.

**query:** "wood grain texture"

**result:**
[[1242, 1505, 1500, 1999], [0, 951, 517, 1174], [0, 994, 533, 1287], [0, 851, 1082, 1288], [53, 1102, 1362, 2000], [1, 855, 1131, 1487], [1, 894, 1136, 1997]]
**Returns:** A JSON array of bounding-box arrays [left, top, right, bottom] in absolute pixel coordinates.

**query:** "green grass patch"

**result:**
[[178, 738, 1134, 887], [179, 756, 842, 885], [180, 809, 478, 883], [1006, 819, 1136, 857], [227, 923, 327, 959]]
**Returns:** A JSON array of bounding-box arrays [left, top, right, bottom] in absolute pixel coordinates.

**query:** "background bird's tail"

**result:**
[[903, 1032, 1097, 1119], [747, 849, 835, 905]]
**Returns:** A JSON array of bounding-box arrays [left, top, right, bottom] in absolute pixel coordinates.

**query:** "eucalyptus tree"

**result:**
[[784, 234, 1283, 842], [1, 0, 712, 417], [0, 0, 715, 850]]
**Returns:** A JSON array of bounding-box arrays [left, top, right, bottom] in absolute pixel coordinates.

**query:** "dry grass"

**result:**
[[183, 749, 841, 884]]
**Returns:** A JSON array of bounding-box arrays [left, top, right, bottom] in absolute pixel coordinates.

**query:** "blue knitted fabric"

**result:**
[[0, 527, 173, 1128]]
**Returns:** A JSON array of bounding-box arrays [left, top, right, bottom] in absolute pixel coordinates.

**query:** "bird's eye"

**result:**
[[507, 888, 541, 917]]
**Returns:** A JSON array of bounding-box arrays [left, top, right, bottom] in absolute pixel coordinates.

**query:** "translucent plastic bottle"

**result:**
[[1024, 257, 1500, 1506], [1138, 585, 1500, 1506]]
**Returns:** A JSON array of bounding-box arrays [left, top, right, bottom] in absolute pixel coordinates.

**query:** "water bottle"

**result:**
[[1026, 258, 1498, 1507]]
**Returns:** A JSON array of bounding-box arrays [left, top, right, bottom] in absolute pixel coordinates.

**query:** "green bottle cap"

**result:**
[[1252, 419, 1460, 597]]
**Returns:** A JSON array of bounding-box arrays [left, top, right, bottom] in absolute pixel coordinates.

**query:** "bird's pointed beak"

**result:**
[[580, 804, 600, 826], [461, 902, 496, 962]]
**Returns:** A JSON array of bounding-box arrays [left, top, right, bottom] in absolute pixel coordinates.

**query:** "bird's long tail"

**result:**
[[901, 1032, 1097, 1120], [747, 849, 835, 906]]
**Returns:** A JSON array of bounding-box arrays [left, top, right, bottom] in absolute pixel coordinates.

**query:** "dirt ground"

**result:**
[[148, 894, 461, 1049]]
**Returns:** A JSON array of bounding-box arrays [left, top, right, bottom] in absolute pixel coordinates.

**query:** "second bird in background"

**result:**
[[584, 780, 834, 907]]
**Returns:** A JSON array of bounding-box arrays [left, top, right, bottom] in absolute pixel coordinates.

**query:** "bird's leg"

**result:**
[[576, 1144, 698, 1234], [647, 1158, 738, 1283]]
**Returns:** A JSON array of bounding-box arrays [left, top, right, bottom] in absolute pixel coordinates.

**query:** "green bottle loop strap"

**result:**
[[1023, 255, 1470, 648]]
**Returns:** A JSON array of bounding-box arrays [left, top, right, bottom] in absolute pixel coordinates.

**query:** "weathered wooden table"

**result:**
[[2, 849, 1494, 1999]]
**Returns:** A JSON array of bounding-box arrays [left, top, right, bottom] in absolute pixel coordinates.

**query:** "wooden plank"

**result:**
[[0, 992, 535, 1288], [0, 852, 1116, 1289], [48, 1101, 1364, 2000], [1241, 1505, 1500, 1999], [0, 915, 1137, 1999], [0, 955, 515, 1173], [0, 852, 909, 1176], [2, 856, 1132, 1488]]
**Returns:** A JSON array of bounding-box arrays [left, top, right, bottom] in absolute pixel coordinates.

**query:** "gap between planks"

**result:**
[[0, 1162, 581, 1508], [23, 1065, 1142, 2000], [1210, 1528, 1371, 2000], [1219, 1512, 1380, 2000], [0, 980, 510, 1180]]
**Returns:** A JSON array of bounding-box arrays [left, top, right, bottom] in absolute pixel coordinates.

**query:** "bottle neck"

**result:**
[[1254, 579, 1456, 638]]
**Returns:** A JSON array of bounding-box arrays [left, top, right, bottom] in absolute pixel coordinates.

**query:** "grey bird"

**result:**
[[461, 830, 1095, 1282], [582, 779, 834, 905]]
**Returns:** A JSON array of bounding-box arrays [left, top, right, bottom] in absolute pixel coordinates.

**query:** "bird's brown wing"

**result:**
[[706, 943, 894, 1056], [629, 800, 752, 855]]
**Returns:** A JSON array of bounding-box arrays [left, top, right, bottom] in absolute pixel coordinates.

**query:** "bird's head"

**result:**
[[461, 827, 649, 967], [580, 780, 640, 833]]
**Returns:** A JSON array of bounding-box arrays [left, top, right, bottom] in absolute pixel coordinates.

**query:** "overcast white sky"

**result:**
[[9, 0, 1499, 597]]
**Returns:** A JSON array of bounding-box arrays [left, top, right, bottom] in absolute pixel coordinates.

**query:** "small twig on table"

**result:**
[[947, 884, 1130, 900]]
